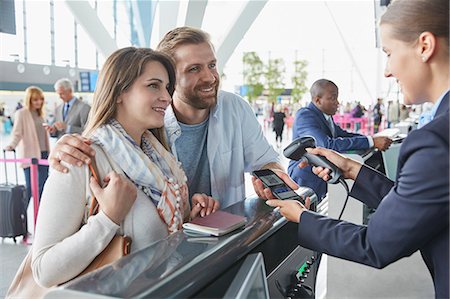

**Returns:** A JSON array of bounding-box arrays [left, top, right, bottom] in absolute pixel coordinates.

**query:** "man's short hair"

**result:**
[[54, 78, 73, 91], [310, 79, 338, 99], [156, 26, 212, 58]]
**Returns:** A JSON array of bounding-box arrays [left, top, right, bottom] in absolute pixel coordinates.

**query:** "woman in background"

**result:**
[[5, 86, 50, 207], [272, 104, 286, 147], [32, 47, 219, 287]]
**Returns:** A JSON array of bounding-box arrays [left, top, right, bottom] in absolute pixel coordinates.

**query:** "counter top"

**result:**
[[59, 194, 302, 298]]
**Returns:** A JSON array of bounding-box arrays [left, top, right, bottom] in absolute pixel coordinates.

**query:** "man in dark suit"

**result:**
[[45, 78, 91, 139], [288, 79, 392, 200]]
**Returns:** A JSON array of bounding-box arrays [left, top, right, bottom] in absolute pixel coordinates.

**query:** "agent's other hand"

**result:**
[[89, 171, 137, 225], [298, 147, 363, 181], [265, 198, 311, 223], [251, 169, 299, 200], [373, 136, 393, 151], [190, 193, 220, 219], [49, 134, 95, 173]]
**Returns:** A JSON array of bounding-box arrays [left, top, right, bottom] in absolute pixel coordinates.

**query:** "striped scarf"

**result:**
[[91, 119, 190, 234]]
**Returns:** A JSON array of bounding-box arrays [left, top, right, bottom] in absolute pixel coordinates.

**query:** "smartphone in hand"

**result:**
[[252, 169, 304, 204]]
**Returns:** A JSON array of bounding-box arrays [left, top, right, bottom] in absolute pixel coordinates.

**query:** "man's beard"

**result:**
[[185, 85, 219, 110]]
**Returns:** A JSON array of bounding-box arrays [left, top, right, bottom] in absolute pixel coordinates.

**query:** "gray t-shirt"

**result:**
[[31, 110, 49, 152], [175, 118, 211, 203]]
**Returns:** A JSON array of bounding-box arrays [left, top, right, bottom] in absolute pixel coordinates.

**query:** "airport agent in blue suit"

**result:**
[[288, 79, 392, 200], [263, 0, 449, 297]]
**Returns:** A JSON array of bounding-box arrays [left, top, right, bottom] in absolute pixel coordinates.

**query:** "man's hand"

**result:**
[[43, 123, 56, 134], [49, 134, 95, 173], [265, 198, 311, 223], [53, 121, 67, 131], [251, 169, 299, 200], [373, 136, 393, 151], [298, 147, 363, 181], [190, 193, 220, 219]]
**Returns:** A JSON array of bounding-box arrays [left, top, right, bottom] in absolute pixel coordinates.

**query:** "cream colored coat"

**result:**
[[8, 108, 50, 168], [32, 145, 170, 287]]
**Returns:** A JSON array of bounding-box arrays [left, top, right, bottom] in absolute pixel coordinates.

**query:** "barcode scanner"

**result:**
[[283, 136, 342, 184], [283, 136, 350, 220]]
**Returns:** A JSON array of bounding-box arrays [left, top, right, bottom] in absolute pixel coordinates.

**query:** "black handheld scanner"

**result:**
[[283, 137, 342, 184]]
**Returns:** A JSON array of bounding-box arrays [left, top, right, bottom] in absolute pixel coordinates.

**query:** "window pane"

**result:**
[[0, 0, 24, 62], [97, 1, 115, 39], [54, 1, 75, 67], [115, 1, 132, 48], [26, 1, 51, 64], [77, 23, 96, 69]]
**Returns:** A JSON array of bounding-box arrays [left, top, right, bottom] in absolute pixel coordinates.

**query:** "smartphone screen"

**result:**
[[252, 169, 304, 203]]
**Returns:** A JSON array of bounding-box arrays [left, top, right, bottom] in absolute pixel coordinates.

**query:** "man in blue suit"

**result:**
[[288, 79, 392, 200]]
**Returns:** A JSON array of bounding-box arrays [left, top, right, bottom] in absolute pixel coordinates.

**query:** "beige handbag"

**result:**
[[6, 161, 132, 299]]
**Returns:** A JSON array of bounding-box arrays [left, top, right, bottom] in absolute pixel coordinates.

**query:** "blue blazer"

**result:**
[[297, 93, 449, 298], [288, 103, 370, 199]]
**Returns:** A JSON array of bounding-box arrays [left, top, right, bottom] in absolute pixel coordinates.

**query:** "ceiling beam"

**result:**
[[185, 0, 208, 28], [216, 0, 268, 72], [64, 0, 117, 58], [159, 1, 180, 41], [131, 0, 156, 47]]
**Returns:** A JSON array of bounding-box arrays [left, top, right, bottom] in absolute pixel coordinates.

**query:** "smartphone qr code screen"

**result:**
[[261, 174, 284, 187]]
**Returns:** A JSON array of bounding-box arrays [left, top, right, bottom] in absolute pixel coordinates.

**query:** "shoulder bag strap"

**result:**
[[88, 157, 101, 216], [86, 150, 129, 236]]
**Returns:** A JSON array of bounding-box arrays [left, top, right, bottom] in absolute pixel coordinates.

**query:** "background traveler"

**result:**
[[44, 78, 90, 139], [288, 79, 392, 200], [4, 86, 50, 206]]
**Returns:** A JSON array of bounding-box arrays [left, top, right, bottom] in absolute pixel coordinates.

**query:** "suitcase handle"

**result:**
[[3, 149, 18, 185]]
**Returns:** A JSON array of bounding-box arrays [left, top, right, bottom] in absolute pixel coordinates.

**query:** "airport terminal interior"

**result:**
[[0, 0, 445, 298]]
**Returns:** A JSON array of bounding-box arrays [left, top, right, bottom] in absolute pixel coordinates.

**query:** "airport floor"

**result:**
[[0, 121, 292, 298]]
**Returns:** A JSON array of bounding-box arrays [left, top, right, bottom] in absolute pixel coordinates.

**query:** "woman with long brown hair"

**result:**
[[32, 47, 219, 287]]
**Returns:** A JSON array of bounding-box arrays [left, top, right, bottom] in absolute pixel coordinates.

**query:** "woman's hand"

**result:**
[[89, 171, 137, 225], [4, 145, 14, 151], [265, 197, 311, 223], [298, 147, 363, 181], [49, 134, 95, 173], [190, 193, 220, 219]]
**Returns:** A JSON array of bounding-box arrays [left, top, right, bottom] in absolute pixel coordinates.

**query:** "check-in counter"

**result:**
[[45, 189, 318, 299]]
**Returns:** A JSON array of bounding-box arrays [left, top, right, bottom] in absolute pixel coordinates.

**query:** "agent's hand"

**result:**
[[4, 145, 14, 151], [265, 198, 311, 223], [373, 136, 393, 151], [298, 147, 363, 181], [251, 169, 299, 200], [89, 171, 137, 225], [190, 193, 220, 219], [49, 134, 95, 173]]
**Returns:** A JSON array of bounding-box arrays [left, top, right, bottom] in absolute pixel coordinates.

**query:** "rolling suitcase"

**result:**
[[0, 149, 28, 242]]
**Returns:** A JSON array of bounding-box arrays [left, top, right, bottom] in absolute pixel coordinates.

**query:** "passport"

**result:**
[[183, 210, 247, 236]]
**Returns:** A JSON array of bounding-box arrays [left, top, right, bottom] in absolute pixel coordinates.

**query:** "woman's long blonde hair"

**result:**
[[83, 47, 176, 150], [24, 86, 45, 117]]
